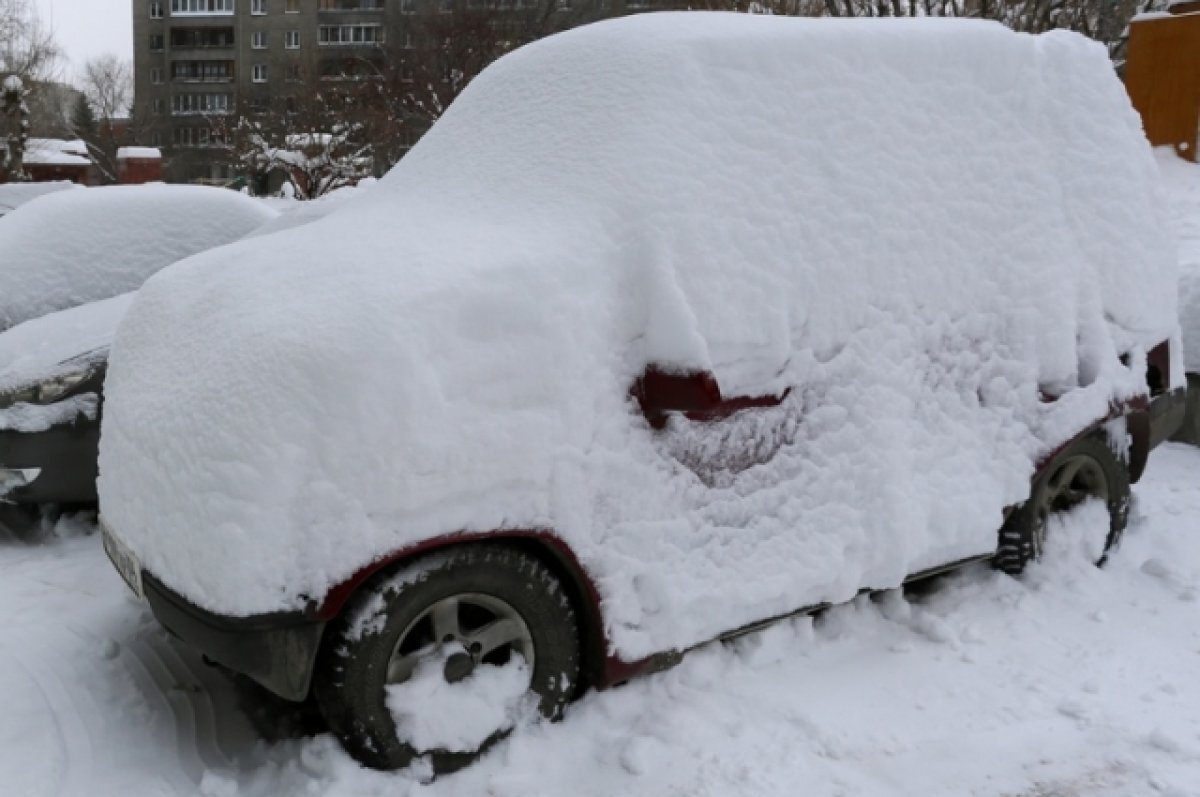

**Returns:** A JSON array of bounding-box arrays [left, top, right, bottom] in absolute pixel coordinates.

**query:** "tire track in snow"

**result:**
[[118, 631, 249, 786], [2, 649, 93, 797]]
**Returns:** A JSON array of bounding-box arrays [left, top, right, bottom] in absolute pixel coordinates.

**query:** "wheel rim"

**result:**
[[1032, 452, 1110, 558], [385, 592, 536, 690]]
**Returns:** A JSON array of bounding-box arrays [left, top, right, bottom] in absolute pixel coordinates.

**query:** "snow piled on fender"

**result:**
[[0, 185, 278, 331], [99, 15, 1177, 658]]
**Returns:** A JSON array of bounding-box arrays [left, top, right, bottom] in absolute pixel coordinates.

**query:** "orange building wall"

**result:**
[[1126, 10, 1200, 162]]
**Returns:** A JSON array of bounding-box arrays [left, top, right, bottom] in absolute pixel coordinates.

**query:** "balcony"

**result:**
[[169, 0, 235, 16], [170, 28, 235, 50], [318, 0, 385, 9]]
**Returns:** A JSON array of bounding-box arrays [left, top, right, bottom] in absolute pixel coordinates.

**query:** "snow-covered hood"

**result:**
[[0, 293, 132, 396], [100, 16, 1178, 654]]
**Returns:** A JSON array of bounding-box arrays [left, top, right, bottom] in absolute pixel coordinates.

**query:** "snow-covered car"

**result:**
[[98, 16, 1183, 772], [0, 186, 276, 515], [0, 180, 78, 219]]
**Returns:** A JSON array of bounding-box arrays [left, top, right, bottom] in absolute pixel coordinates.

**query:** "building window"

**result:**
[[170, 0, 235, 14], [285, 0, 299, 11], [252, 31, 268, 48], [151, 66, 164, 84], [318, 24, 385, 45], [285, 31, 300, 48], [287, 63, 302, 81], [399, 0, 414, 12], [152, 98, 164, 114], [556, 0, 570, 9], [150, 132, 163, 147], [149, 34, 165, 51], [251, 0, 265, 12], [150, 1, 165, 17], [253, 64, 268, 82]]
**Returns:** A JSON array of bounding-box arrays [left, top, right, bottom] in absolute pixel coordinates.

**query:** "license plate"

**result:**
[[101, 519, 144, 601]]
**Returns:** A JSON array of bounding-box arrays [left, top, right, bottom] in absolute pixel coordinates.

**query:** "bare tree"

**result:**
[[72, 55, 133, 183], [0, 0, 58, 85]]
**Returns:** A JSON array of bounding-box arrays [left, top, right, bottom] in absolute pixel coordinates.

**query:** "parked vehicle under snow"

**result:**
[[0, 186, 277, 513], [98, 15, 1182, 771]]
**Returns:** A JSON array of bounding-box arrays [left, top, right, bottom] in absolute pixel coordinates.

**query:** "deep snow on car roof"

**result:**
[[0, 184, 277, 331], [101, 15, 1177, 648]]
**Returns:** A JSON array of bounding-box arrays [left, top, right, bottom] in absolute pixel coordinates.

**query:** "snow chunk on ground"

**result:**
[[385, 650, 532, 753], [0, 185, 277, 331], [101, 15, 1176, 664]]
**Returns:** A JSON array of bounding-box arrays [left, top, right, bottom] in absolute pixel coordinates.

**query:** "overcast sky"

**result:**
[[34, 0, 133, 84]]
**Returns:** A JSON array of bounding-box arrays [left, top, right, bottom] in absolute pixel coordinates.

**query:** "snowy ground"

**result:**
[[2, 443, 1198, 797]]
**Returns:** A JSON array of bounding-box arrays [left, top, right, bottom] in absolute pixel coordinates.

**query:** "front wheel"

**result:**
[[314, 543, 581, 772], [995, 432, 1130, 575]]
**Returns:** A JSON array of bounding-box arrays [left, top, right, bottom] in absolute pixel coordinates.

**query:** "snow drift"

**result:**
[[0, 184, 277, 330], [100, 15, 1177, 659]]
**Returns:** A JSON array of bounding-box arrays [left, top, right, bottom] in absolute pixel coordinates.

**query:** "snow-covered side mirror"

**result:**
[[631, 366, 722, 429]]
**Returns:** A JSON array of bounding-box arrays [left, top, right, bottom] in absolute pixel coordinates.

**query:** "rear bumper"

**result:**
[[142, 571, 326, 702], [0, 414, 100, 505]]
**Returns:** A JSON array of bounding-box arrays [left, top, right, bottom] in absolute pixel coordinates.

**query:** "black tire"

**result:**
[[313, 543, 580, 772], [995, 431, 1131, 575]]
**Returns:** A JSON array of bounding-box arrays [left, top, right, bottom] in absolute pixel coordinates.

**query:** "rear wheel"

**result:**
[[995, 432, 1130, 575], [314, 544, 580, 772]]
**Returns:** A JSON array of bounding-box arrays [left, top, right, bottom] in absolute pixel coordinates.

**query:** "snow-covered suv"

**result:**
[[98, 15, 1183, 772]]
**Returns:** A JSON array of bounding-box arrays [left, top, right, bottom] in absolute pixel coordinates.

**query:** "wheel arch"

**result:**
[[308, 529, 610, 697]]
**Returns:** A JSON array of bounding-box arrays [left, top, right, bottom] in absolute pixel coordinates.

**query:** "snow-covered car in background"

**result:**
[[0, 186, 276, 516], [98, 16, 1182, 772], [0, 180, 78, 219]]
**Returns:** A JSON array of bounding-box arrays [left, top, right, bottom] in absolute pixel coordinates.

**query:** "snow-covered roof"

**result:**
[[0, 184, 278, 331], [24, 138, 92, 168], [101, 16, 1177, 652], [116, 146, 162, 160]]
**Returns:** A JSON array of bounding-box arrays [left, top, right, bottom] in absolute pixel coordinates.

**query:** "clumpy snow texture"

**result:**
[[0, 184, 277, 331], [386, 652, 533, 753], [101, 16, 1177, 662]]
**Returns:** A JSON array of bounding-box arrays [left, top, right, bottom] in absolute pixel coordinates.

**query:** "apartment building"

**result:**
[[133, 0, 666, 184]]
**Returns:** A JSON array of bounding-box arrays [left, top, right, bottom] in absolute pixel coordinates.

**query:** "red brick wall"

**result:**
[[118, 158, 163, 185]]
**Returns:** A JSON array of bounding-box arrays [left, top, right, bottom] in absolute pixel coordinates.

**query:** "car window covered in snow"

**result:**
[[0, 184, 277, 331], [100, 15, 1177, 658]]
